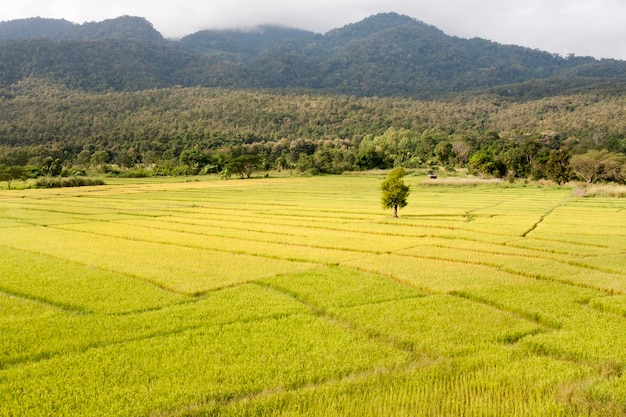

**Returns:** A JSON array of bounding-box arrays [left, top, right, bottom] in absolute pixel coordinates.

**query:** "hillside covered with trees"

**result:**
[[1, 13, 626, 98], [0, 85, 624, 183], [0, 13, 625, 185]]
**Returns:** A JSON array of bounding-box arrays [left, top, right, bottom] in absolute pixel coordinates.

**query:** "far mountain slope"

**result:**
[[0, 12, 625, 98], [0, 16, 164, 42]]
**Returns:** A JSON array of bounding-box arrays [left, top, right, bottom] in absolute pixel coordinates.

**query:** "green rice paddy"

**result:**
[[0, 175, 624, 416]]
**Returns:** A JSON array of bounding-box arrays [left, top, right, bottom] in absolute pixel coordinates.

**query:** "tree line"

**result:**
[[0, 86, 624, 186]]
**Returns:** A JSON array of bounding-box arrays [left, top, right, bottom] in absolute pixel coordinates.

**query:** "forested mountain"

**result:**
[[1, 13, 625, 184], [179, 26, 320, 61], [1, 13, 625, 98], [0, 16, 163, 41], [0, 18, 76, 39], [0, 39, 203, 92]]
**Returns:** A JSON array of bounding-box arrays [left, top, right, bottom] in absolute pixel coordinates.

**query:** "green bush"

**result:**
[[120, 169, 152, 178], [35, 177, 106, 188]]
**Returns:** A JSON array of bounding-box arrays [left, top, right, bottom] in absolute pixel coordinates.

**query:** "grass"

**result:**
[[0, 314, 409, 417], [0, 246, 186, 313], [0, 284, 307, 369], [0, 225, 317, 293], [582, 184, 626, 198], [0, 175, 625, 416]]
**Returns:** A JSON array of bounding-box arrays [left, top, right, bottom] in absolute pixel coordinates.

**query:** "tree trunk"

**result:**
[[393, 204, 398, 218]]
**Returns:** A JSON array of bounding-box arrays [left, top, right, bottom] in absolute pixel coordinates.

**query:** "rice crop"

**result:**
[[342, 253, 532, 293], [589, 295, 626, 317], [0, 284, 307, 369], [0, 176, 625, 416], [0, 246, 186, 313], [0, 314, 409, 417], [0, 225, 316, 293]]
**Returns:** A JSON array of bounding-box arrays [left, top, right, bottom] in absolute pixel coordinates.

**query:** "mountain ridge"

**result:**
[[0, 16, 163, 42], [0, 13, 624, 99]]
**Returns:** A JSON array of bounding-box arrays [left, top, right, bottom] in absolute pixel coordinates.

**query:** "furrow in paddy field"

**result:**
[[0, 310, 411, 417], [48, 221, 383, 265], [0, 225, 319, 294], [393, 246, 626, 294], [1, 179, 625, 416], [0, 283, 310, 369], [0, 244, 189, 313]]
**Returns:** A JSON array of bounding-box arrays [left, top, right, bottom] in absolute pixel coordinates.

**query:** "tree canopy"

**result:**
[[381, 167, 410, 218], [0, 164, 26, 189], [0, 86, 625, 182], [1, 13, 626, 98]]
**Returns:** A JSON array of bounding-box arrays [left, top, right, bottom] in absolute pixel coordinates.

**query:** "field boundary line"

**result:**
[[120, 221, 394, 255], [341, 264, 564, 331], [423, 242, 623, 276], [0, 287, 88, 314], [520, 196, 569, 238], [152, 359, 428, 417], [132, 216, 549, 254], [342, 264, 441, 296], [141, 217, 306, 237], [164, 211, 516, 239], [99, 219, 387, 256], [451, 290, 562, 330], [0, 242, 189, 296], [587, 298, 626, 318], [46, 224, 332, 266], [1, 309, 302, 371], [392, 252, 625, 296], [341, 258, 624, 334], [509, 235, 610, 250], [253, 279, 431, 358]]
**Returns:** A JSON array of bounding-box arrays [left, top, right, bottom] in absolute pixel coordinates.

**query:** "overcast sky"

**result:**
[[3, 0, 626, 60]]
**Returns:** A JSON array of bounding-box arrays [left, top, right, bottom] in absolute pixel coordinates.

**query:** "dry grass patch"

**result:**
[[582, 184, 626, 198]]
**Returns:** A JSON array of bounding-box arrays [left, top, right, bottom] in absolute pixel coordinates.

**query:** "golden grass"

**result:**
[[0, 226, 316, 294], [1, 176, 625, 416], [341, 254, 531, 293]]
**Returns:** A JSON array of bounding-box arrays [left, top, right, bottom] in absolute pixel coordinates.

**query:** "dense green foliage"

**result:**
[[545, 149, 574, 185], [34, 176, 106, 188], [0, 177, 625, 415], [1, 13, 626, 98], [0, 86, 624, 182], [0, 39, 202, 92], [0, 16, 163, 41], [0, 164, 26, 189], [381, 167, 410, 217]]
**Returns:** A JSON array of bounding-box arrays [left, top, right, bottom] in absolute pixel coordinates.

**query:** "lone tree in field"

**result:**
[[381, 167, 410, 218]]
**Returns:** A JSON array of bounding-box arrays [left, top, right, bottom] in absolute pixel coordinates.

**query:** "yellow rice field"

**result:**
[[0, 174, 624, 416]]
